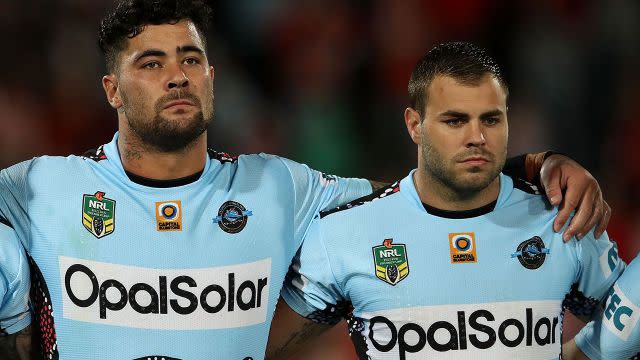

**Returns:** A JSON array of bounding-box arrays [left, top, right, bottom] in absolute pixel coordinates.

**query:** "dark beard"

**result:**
[[123, 92, 213, 152], [422, 141, 503, 199]]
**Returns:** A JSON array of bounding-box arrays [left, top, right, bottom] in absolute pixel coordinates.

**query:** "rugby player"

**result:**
[[267, 42, 625, 360], [0, 2, 613, 359], [563, 254, 640, 360]]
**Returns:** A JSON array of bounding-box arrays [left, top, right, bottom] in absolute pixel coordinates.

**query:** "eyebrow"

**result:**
[[133, 45, 205, 63], [134, 49, 166, 63], [176, 45, 205, 55], [438, 109, 504, 118]]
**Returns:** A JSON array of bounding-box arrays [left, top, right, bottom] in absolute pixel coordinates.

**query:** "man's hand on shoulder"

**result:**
[[536, 153, 610, 242]]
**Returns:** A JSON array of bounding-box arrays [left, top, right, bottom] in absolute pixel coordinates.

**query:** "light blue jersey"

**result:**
[[282, 170, 625, 360], [0, 132, 371, 360], [575, 255, 640, 360], [0, 222, 31, 335]]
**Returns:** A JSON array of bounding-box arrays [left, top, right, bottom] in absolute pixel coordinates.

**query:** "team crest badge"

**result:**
[[511, 236, 550, 269], [213, 201, 253, 234], [372, 239, 409, 285], [82, 191, 115, 238]]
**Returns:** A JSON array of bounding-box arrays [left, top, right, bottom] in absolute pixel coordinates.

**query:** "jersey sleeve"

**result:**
[[0, 160, 33, 249], [0, 222, 31, 335], [280, 157, 371, 247], [575, 256, 640, 359], [280, 219, 348, 325], [563, 230, 625, 318]]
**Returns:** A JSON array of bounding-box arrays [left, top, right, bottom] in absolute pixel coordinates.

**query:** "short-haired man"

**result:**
[[268, 42, 625, 360], [0, 2, 612, 359]]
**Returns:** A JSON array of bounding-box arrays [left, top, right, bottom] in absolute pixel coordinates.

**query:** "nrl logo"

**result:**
[[372, 239, 409, 285], [82, 191, 115, 238]]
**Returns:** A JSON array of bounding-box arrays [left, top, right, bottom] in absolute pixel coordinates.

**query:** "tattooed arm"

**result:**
[[0, 324, 38, 360], [266, 298, 332, 360]]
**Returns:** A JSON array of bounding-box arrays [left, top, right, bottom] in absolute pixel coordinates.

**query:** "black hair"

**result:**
[[408, 42, 508, 119], [98, 0, 213, 73]]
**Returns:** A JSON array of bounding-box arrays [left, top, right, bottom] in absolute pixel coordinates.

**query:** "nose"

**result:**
[[466, 119, 486, 147], [166, 64, 189, 91]]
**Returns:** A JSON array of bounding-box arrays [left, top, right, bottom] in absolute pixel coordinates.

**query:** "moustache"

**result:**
[[155, 92, 201, 110]]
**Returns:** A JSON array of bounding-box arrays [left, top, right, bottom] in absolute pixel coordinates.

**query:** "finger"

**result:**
[[579, 201, 601, 240], [563, 187, 597, 241], [554, 188, 578, 235], [541, 167, 563, 206], [594, 201, 611, 239]]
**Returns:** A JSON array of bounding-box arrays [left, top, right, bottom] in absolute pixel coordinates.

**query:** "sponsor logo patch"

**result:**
[[59, 256, 270, 330], [511, 236, 550, 270], [449, 233, 477, 264], [363, 300, 562, 359], [82, 191, 115, 238], [599, 241, 620, 279], [156, 201, 183, 232], [373, 239, 409, 285], [603, 283, 640, 341], [213, 201, 253, 234]]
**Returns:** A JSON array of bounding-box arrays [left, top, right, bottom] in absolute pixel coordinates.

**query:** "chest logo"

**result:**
[[449, 232, 478, 264], [214, 201, 253, 234], [156, 201, 183, 232], [82, 191, 115, 238], [372, 239, 409, 285], [511, 236, 550, 270]]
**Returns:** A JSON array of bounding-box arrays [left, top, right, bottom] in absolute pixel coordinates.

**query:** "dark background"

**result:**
[[1, 1, 638, 358]]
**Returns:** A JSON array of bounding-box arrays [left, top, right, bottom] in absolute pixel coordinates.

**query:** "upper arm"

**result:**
[[265, 297, 332, 360], [281, 157, 371, 246], [0, 324, 37, 360], [564, 231, 624, 318], [280, 219, 347, 323], [0, 223, 31, 336], [574, 256, 640, 359], [0, 160, 33, 247]]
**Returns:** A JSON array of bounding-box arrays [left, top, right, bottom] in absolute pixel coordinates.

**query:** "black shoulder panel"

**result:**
[[82, 145, 108, 162], [0, 215, 13, 229], [207, 149, 237, 163], [511, 176, 542, 195], [320, 181, 400, 219]]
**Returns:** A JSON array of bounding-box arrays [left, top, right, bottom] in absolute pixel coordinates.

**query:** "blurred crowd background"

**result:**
[[1, 0, 638, 358]]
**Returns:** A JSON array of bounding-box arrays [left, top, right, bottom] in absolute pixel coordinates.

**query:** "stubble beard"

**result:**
[[122, 90, 214, 153], [421, 139, 505, 200]]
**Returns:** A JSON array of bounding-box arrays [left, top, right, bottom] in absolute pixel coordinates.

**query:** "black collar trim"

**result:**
[[422, 200, 497, 219], [125, 170, 204, 188], [0, 215, 13, 228]]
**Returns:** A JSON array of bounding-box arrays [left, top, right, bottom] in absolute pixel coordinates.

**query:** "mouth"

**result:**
[[163, 100, 195, 109], [459, 157, 490, 166]]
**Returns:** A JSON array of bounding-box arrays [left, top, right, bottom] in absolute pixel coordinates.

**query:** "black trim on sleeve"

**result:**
[[320, 181, 400, 219], [562, 283, 601, 317], [502, 154, 528, 181], [0, 215, 13, 229]]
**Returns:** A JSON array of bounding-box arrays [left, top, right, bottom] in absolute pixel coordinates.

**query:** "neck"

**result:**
[[117, 129, 208, 181], [413, 167, 501, 211]]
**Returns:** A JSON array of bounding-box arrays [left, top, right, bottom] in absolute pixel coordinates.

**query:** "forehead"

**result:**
[[123, 19, 205, 55], [426, 75, 507, 112]]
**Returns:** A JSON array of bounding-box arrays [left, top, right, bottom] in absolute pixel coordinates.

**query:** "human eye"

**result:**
[[142, 61, 161, 69], [444, 118, 465, 127], [483, 117, 500, 126], [183, 57, 200, 65]]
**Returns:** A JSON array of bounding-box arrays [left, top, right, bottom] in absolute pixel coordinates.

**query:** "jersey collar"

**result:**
[[399, 169, 514, 217]]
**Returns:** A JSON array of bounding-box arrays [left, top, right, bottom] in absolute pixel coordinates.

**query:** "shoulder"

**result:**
[[320, 180, 400, 219]]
